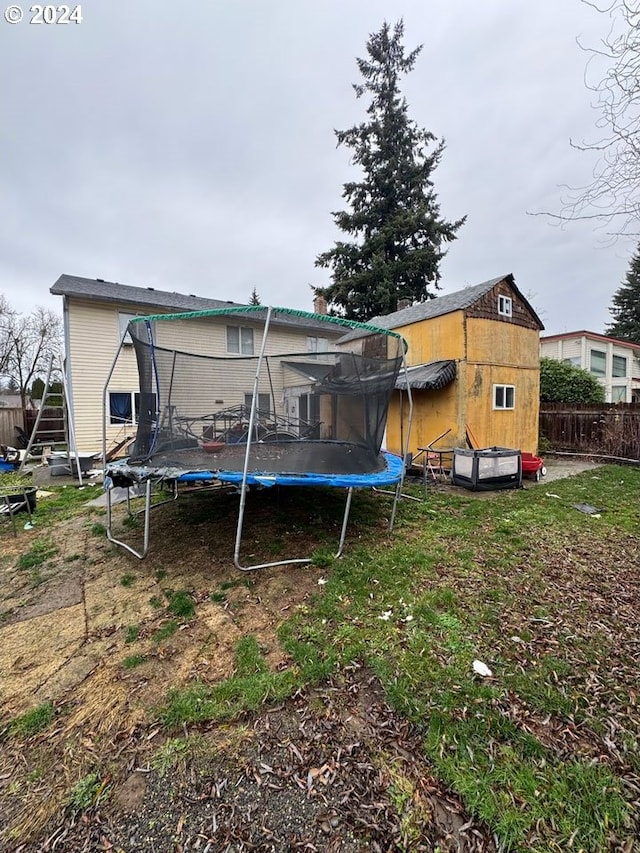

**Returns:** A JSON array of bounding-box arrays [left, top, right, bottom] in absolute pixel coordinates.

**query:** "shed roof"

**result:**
[[337, 274, 543, 343]]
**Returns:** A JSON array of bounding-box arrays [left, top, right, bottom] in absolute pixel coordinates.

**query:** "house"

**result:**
[[338, 274, 544, 459], [540, 331, 640, 403], [50, 275, 343, 455]]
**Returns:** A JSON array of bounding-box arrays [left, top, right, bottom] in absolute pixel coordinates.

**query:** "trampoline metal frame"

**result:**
[[102, 306, 413, 570]]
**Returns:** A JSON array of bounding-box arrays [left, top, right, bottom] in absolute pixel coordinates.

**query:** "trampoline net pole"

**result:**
[[234, 306, 273, 567], [389, 347, 414, 530]]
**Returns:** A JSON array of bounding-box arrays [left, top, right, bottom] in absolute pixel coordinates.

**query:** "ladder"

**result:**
[[19, 355, 83, 484]]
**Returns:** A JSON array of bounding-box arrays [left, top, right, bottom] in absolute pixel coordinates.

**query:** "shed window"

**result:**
[[498, 295, 512, 317], [590, 350, 606, 377], [493, 384, 515, 410], [612, 355, 627, 378], [227, 325, 254, 355]]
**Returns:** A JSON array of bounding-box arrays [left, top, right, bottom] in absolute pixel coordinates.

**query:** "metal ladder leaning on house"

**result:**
[[19, 355, 83, 484]]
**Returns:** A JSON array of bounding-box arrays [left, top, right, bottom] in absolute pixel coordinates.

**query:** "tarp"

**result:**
[[395, 360, 456, 391], [281, 361, 335, 383]]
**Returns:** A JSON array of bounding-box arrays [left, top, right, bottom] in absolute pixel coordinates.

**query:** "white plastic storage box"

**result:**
[[452, 447, 522, 491], [47, 453, 96, 477]]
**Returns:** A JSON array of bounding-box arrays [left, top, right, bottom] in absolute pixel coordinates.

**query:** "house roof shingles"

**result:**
[[50, 274, 340, 335], [51, 274, 245, 313]]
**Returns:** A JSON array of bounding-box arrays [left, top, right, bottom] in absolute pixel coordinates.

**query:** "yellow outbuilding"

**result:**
[[338, 274, 544, 461]]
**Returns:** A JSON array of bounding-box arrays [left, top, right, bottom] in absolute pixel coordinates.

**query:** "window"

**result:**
[[562, 356, 582, 367], [118, 312, 137, 345], [244, 393, 271, 415], [493, 384, 515, 410], [227, 325, 254, 355], [109, 392, 132, 424], [590, 349, 606, 377], [109, 392, 156, 425], [611, 385, 627, 403], [307, 336, 329, 358], [118, 312, 153, 345], [612, 355, 627, 378], [299, 393, 321, 436], [498, 295, 512, 317]]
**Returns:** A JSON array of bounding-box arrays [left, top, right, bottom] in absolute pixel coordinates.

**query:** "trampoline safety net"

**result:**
[[117, 306, 405, 479]]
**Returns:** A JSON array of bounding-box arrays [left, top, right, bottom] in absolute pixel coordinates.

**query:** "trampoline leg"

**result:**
[[106, 479, 152, 560], [388, 480, 403, 532], [131, 478, 178, 516], [233, 486, 355, 571], [335, 487, 353, 558]]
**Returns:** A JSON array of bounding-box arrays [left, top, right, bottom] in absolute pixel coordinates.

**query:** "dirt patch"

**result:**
[[8, 576, 83, 623], [11, 671, 495, 853]]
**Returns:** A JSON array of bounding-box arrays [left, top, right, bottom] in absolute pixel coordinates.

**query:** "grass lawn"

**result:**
[[1, 463, 639, 850]]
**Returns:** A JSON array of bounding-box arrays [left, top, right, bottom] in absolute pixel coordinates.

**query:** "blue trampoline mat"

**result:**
[[106, 446, 404, 490]]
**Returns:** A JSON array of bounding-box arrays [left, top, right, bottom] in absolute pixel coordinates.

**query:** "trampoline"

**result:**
[[103, 305, 412, 570]]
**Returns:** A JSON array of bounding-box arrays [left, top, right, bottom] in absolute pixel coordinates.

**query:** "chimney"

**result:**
[[313, 294, 328, 315], [397, 298, 412, 311]]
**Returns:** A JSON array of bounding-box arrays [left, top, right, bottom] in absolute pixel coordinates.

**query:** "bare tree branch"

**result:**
[[0, 294, 17, 380], [533, 0, 640, 240], [1, 301, 62, 407]]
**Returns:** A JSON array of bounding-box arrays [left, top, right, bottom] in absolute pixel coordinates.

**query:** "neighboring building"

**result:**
[[51, 275, 342, 454], [338, 274, 544, 458], [540, 331, 640, 403], [0, 394, 24, 409]]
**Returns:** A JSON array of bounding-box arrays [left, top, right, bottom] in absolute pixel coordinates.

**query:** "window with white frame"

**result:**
[[493, 384, 515, 410], [498, 295, 512, 317], [227, 325, 254, 355], [590, 349, 606, 377], [562, 356, 582, 367], [109, 392, 156, 425], [118, 312, 137, 345], [118, 312, 153, 345], [612, 355, 627, 378], [307, 336, 329, 358], [611, 385, 627, 403]]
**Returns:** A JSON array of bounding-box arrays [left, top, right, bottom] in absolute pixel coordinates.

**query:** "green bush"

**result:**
[[540, 358, 605, 404]]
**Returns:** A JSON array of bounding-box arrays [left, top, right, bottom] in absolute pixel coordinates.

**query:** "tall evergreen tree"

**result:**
[[249, 287, 261, 306], [606, 243, 640, 342], [315, 20, 465, 322]]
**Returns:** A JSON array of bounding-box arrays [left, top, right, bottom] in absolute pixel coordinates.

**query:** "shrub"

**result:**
[[540, 358, 605, 404]]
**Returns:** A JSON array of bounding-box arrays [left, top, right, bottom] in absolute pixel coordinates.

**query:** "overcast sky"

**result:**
[[1, 0, 635, 335]]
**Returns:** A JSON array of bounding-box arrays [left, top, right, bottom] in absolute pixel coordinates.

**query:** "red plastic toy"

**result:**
[[521, 451, 546, 481]]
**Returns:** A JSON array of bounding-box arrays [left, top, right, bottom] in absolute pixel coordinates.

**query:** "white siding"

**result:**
[[540, 333, 640, 403], [68, 299, 140, 453], [65, 301, 342, 453]]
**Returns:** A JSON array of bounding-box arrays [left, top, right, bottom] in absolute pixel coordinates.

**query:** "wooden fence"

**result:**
[[540, 403, 640, 460], [0, 407, 26, 447]]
